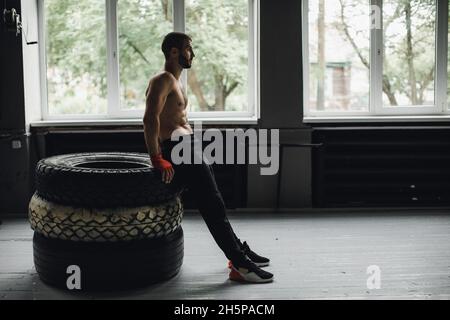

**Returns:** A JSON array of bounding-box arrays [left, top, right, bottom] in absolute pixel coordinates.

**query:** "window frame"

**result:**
[[38, 0, 259, 121], [302, 0, 449, 118]]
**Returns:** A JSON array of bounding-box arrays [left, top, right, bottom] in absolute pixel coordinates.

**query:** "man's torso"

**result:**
[[148, 72, 193, 143]]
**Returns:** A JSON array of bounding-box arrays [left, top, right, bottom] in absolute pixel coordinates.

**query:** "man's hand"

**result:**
[[151, 153, 175, 184]]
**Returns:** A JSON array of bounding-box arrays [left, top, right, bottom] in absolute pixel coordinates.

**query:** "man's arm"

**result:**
[[143, 73, 175, 183]]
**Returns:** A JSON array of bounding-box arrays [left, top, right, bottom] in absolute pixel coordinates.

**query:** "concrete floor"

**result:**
[[1, 210, 450, 300]]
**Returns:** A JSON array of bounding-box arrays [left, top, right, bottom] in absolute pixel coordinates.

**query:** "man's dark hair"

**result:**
[[161, 32, 192, 60]]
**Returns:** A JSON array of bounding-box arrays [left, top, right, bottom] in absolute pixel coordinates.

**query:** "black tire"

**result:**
[[29, 193, 183, 242], [33, 228, 184, 291], [35, 152, 184, 208]]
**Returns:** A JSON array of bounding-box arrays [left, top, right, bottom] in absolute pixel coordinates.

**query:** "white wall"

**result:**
[[21, 0, 42, 133]]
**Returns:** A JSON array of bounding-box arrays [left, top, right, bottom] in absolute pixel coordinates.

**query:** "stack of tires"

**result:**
[[29, 152, 185, 291]]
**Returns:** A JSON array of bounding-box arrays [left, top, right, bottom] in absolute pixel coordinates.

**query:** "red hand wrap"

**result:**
[[150, 153, 172, 171]]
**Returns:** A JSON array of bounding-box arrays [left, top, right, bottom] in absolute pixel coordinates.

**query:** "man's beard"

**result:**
[[178, 55, 192, 69]]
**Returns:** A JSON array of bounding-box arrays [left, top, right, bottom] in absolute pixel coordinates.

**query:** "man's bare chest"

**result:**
[[166, 86, 188, 110]]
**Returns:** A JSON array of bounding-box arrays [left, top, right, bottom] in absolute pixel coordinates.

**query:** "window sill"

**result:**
[[303, 115, 450, 123], [30, 117, 259, 128]]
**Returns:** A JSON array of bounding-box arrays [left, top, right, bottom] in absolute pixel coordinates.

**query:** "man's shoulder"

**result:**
[[150, 71, 176, 87]]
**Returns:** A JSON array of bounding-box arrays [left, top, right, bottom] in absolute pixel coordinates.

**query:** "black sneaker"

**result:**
[[229, 258, 274, 283], [228, 240, 270, 268]]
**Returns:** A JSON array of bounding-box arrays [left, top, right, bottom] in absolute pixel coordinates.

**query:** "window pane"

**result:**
[[185, 0, 249, 112], [308, 0, 370, 112], [118, 0, 172, 110], [448, 0, 450, 108], [383, 0, 435, 107], [45, 0, 107, 115]]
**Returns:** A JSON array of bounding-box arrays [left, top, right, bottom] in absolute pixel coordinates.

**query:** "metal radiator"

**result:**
[[312, 127, 450, 207]]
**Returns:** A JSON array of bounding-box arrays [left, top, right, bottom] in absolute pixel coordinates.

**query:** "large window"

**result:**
[[308, 0, 370, 113], [43, 0, 108, 116], [40, 0, 258, 120], [185, 0, 250, 113], [303, 0, 449, 117], [117, 0, 172, 111], [382, 0, 435, 108], [448, 0, 450, 106]]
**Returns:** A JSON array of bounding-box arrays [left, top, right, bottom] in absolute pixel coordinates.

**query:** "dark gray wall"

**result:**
[[246, 129, 312, 208], [249, 0, 312, 208], [0, 0, 32, 216], [0, 0, 25, 133], [259, 0, 305, 129]]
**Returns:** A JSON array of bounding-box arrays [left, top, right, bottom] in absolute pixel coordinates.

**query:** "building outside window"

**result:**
[[303, 0, 449, 118]]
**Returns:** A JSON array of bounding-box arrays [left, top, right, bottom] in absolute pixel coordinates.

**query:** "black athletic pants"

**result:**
[[161, 133, 246, 265]]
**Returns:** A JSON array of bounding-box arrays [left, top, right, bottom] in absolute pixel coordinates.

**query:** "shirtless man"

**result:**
[[143, 32, 273, 283]]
